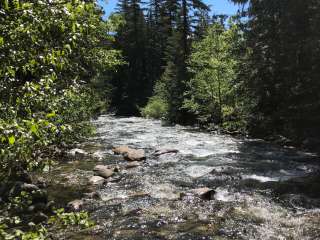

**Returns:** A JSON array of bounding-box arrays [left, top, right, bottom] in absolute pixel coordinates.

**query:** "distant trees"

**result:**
[[111, 0, 209, 119], [113, 0, 320, 148]]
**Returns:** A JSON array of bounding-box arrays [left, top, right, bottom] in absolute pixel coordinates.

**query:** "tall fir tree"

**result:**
[[231, 0, 320, 146], [160, 0, 209, 123], [111, 0, 149, 115]]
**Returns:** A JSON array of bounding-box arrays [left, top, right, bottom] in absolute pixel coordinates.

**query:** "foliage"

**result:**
[[235, 0, 320, 144], [183, 21, 245, 131], [0, 1, 122, 237], [0, 222, 47, 240], [49, 208, 95, 229], [141, 96, 168, 119], [0, 207, 94, 240], [111, 0, 209, 117], [0, 0, 122, 180]]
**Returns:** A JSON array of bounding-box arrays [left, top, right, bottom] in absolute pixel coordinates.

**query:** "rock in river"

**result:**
[[112, 146, 131, 155], [68, 199, 84, 211], [112, 145, 146, 161], [190, 187, 216, 200], [125, 161, 141, 169], [153, 149, 179, 156], [124, 149, 146, 161], [89, 176, 105, 185], [21, 183, 40, 192], [68, 148, 87, 157], [94, 165, 114, 179]]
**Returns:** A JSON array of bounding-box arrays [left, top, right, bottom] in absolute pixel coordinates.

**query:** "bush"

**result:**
[[141, 97, 168, 119]]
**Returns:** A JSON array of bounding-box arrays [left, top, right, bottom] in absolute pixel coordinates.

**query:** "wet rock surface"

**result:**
[[67, 199, 85, 211], [46, 115, 320, 240], [113, 145, 146, 161], [93, 165, 114, 179], [154, 149, 179, 156], [125, 161, 141, 169], [89, 176, 106, 185]]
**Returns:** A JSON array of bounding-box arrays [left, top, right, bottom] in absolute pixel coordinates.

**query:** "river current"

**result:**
[[52, 115, 320, 239]]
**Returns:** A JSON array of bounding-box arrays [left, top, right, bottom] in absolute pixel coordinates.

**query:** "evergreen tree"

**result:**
[[111, 0, 149, 115], [160, 0, 209, 123], [231, 0, 320, 147]]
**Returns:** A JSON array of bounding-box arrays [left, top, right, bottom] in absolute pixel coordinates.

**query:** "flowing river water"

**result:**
[[47, 115, 320, 239]]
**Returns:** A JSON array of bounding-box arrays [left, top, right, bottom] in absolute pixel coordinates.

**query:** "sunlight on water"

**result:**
[[75, 115, 320, 240]]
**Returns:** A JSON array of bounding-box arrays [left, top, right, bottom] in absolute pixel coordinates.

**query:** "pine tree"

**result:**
[[161, 0, 209, 123], [231, 0, 320, 147], [111, 0, 149, 115]]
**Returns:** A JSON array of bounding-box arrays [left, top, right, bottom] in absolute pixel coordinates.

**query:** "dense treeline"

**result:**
[[0, 0, 121, 238], [239, 0, 320, 147], [110, 0, 320, 150], [110, 0, 209, 122]]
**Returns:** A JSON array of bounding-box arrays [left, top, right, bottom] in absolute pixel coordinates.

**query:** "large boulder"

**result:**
[[93, 165, 114, 179], [112, 146, 146, 161]]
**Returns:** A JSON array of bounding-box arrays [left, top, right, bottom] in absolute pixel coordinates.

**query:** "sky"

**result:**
[[98, 0, 240, 18]]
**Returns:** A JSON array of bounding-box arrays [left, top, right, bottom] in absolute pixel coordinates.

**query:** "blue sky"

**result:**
[[98, 0, 240, 18]]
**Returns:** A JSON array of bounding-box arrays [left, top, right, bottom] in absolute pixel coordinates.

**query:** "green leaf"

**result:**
[[8, 135, 15, 145], [30, 124, 39, 137], [46, 112, 56, 118], [4, 0, 9, 10]]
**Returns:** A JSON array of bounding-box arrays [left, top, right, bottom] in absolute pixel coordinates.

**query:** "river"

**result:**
[[49, 115, 320, 239]]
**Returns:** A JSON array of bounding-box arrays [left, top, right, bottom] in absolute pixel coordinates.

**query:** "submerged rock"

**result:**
[[148, 183, 180, 200], [32, 212, 48, 224], [89, 176, 105, 185], [153, 149, 179, 156], [27, 203, 47, 213], [93, 165, 114, 179], [84, 192, 101, 200], [125, 161, 141, 169], [184, 166, 215, 178], [92, 151, 105, 159], [68, 148, 87, 157], [32, 189, 48, 204]]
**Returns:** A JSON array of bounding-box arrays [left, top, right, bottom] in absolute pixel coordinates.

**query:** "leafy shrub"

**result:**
[[0, 0, 122, 181], [141, 97, 168, 119], [0, 1, 122, 238]]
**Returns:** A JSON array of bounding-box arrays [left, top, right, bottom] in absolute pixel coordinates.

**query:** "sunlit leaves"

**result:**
[[184, 22, 242, 125], [8, 135, 15, 145], [0, 0, 123, 183]]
